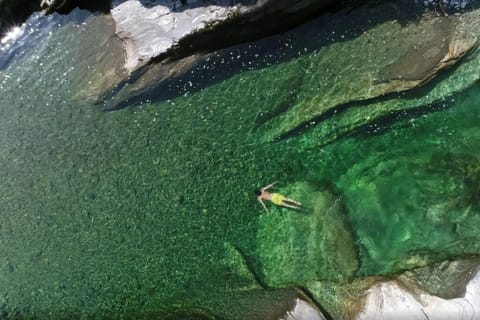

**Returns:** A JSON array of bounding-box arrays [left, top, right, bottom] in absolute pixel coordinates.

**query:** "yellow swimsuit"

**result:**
[[271, 193, 285, 206]]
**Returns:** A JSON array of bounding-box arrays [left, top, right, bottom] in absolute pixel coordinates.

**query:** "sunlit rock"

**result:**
[[355, 267, 480, 320], [280, 298, 327, 320], [110, 0, 338, 71], [305, 259, 480, 320], [111, 0, 237, 71]]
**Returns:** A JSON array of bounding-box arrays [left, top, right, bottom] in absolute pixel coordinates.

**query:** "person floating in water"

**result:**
[[255, 182, 302, 213]]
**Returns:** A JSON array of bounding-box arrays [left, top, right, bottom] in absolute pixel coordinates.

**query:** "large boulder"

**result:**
[[110, 0, 340, 71], [355, 261, 480, 320]]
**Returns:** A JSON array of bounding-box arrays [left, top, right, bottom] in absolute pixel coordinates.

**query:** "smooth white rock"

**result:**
[[110, 0, 334, 72], [356, 270, 480, 320], [281, 298, 327, 320], [111, 0, 242, 71]]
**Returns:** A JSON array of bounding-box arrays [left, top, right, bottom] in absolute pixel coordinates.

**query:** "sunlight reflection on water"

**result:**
[[0, 11, 90, 70]]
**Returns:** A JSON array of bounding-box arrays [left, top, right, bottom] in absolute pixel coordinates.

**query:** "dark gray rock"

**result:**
[[403, 257, 480, 299], [39, 0, 110, 14]]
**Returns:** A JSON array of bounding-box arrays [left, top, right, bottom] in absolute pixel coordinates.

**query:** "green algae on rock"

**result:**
[[307, 84, 480, 277], [256, 182, 358, 286]]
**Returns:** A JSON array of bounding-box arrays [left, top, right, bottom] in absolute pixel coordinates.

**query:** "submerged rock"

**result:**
[[259, 2, 479, 143], [256, 182, 358, 286]]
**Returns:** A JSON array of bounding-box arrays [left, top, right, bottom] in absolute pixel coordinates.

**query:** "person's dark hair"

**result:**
[[254, 189, 261, 196]]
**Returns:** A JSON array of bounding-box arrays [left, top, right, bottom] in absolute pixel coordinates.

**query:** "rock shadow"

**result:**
[[103, 0, 443, 110]]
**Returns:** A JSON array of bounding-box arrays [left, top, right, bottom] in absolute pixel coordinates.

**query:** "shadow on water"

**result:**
[[271, 46, 478, 145], [347, 70, 480, 143], [103, 0, 442, 111]]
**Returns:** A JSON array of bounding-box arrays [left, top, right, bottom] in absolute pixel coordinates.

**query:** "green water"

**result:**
[[1, 7, 480, 320]]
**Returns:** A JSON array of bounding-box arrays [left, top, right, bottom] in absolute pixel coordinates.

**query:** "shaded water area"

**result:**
[[1, 4, 480, 320]]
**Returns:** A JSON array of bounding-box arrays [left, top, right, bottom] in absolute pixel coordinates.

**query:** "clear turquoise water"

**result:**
[[1, 7, 480, 320]]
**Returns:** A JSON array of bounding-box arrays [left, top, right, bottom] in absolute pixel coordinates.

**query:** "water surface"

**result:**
[[1, 6, 480, 320]]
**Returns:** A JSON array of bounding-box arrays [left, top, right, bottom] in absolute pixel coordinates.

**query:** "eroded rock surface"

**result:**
[[290, 6, 480, 150]]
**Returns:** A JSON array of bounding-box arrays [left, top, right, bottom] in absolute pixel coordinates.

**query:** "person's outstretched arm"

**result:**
[[258, 198, 269, 213], [263, 181, 278, 191]]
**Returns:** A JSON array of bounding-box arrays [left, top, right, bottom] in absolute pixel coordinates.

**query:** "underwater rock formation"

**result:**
[[259, 2, 479, 143], [256, 182, 358, 286]]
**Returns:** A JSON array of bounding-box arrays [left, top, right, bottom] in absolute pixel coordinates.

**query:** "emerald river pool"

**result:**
[[1, 3, 480, 319]]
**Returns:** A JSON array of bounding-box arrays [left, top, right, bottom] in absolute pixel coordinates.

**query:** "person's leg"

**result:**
[[282, 202, 301, 210], [284, 197, 301, 206]]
